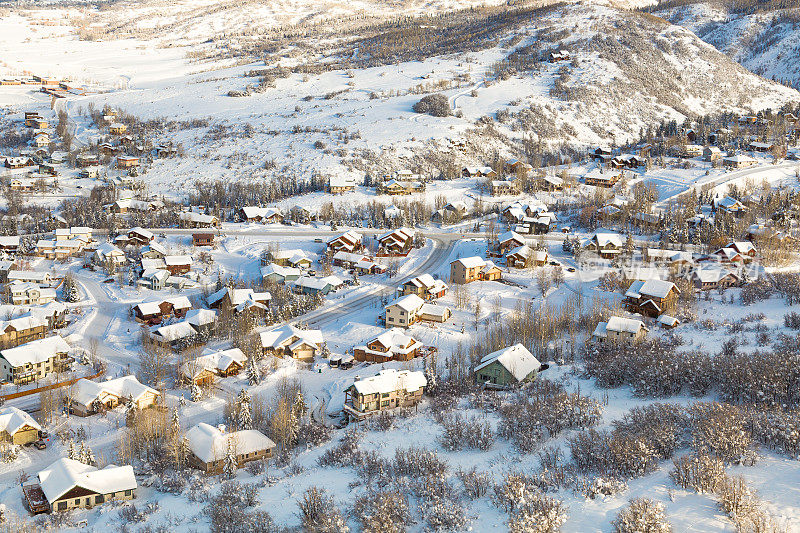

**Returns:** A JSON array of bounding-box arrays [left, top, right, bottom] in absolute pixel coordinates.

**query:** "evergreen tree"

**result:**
[[237, 389, 252, 430], [223, 437, 238, 479], [67, 439, 77, 460], [170, 407, 181, 436], [191, 381, 202, 402], [246, 356, 261, 386]]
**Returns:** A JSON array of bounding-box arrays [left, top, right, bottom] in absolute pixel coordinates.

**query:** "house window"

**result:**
[[74, 499, 80, 505], [124, 489, 132, 496], [381, 401, 389, 407], [381, 393, 389, 398], [58, 502, 67, 511]]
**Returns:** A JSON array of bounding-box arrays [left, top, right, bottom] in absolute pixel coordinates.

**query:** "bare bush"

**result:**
[[412, 94, 451, 117], [611, 498, 672, 533]]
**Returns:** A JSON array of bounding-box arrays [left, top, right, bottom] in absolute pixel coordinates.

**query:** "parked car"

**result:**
[[34, 439, 48, 450]]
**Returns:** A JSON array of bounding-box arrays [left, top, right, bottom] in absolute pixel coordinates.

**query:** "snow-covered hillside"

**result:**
[[656, 3, 800, 89], [0, 1, 797, 197]]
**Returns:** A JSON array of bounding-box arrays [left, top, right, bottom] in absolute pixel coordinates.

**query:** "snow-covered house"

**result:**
[[0, 405, 41, 445], [127, 227, 155, 246], [179, 211, 219, 228], [259, 325, 323, 360], [149, 321, 203, 351], [180, 348, 246, 386], [497, 230, 525, 255], [207, 287, 271, 313], [398, 274, 447, 300], [690, 268, 740, 290], [0, 335, 71, 385], [93, 243, 126, 267], [384, 293, 450, 327], [592, 317, 648, 344], [0, 313, 47, 349], [239, 206, 282, 224], [6, 281, 56, 306], [329, 176, 358, 194], [377, 228, 414, 256], [70, 375, 160, 417], [354, 328, 424, 363], [582, 232, 623, 259], [260, 263, 302, 285], [24, 458, 137, 513], [583, 168, 621, 188], [185, 423, 276, 474], [6, 270, 52, 286], [506, 245, 548, 268], [185, 308, 218, 336], [327, 230, 363, 254], [623, 279, 680, 318], [450, 257, 501, 284], [344, 369, 427, 420], [474, 344, 542, 389], [269, 249, 313, 269]]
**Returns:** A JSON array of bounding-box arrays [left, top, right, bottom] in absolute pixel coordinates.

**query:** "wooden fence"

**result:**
[[0, 369, 104, 402]]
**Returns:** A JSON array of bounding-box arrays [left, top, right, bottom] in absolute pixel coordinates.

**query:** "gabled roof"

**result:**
[[150, 321, 197, 342], [182, 348, 246, 379], [185, 423, 275, 464], [37, 458, 136, 504], [0, 335, 69, 367], [498, 230, 524, 245], [185, 308, 217, 327], [386, 294, 424, 313], [259, 324, 323, 350], [452, 256, 487, 269], [71, 375, 158, 407], [0, 406, 41, 435], [351, 368, 427, 395], [625, 279, 678, 300], [474, 344, 541, 381]]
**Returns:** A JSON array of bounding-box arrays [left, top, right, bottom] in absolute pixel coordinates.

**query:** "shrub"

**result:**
[[439, 412, 494, 451], [297, 486, 349, 533], [670, 454, 725, 493], [690, 403, 754, 464], [423, 497, 468, 531], [611, 498, 672, 533], [457, 467, 491, 499], [783, 312, 800, 330], [412, 94, 451, 117], [354, 490, 412, 533]]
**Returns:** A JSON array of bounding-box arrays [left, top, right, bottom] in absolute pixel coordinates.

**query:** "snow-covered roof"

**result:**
[[658, 314, 680, 327], [182, 348, 246, 379], [185, 423, 275, 464], [590, 232, 623, 247], [351, 368, 427, 396], [0, 335, 69, 367], [164, 255, 192, 266], [386, 294, 424, 313], [259, 324, 323, 350], [594, 317, 647, 338], [37, 458, 137, 504], [474, 344, 541, 381], [625, 279, 678, 299], [453, 256, 487, 269], [71, 375, 158, 408], [3, 313, 47, 332], [151, 321, 197, 342], [185, 308, 217, 327], [128, 227, 154, 240], [498, 230, 524, 245], [0, 406, 41, 435], [261, 263, 301, 280]]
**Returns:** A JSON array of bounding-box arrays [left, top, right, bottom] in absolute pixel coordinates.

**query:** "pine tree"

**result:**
[[246, 356, 261, 386], [67, 439, 77, 460], [237, 389, 252, 430], [86, 445, 96, 466], [223, 437, 238, 479], [293, 390, 308, 422], [78, 442, 87, 464], [126, 398, 138, 425], [170, 407, 181, 436], [191, 382, 202, 402]]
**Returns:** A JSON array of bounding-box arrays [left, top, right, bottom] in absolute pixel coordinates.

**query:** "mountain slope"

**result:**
[[654, 2, 800, 89]]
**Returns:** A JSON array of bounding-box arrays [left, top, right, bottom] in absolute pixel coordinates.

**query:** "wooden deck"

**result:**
[[22, 483, 49, 514]]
